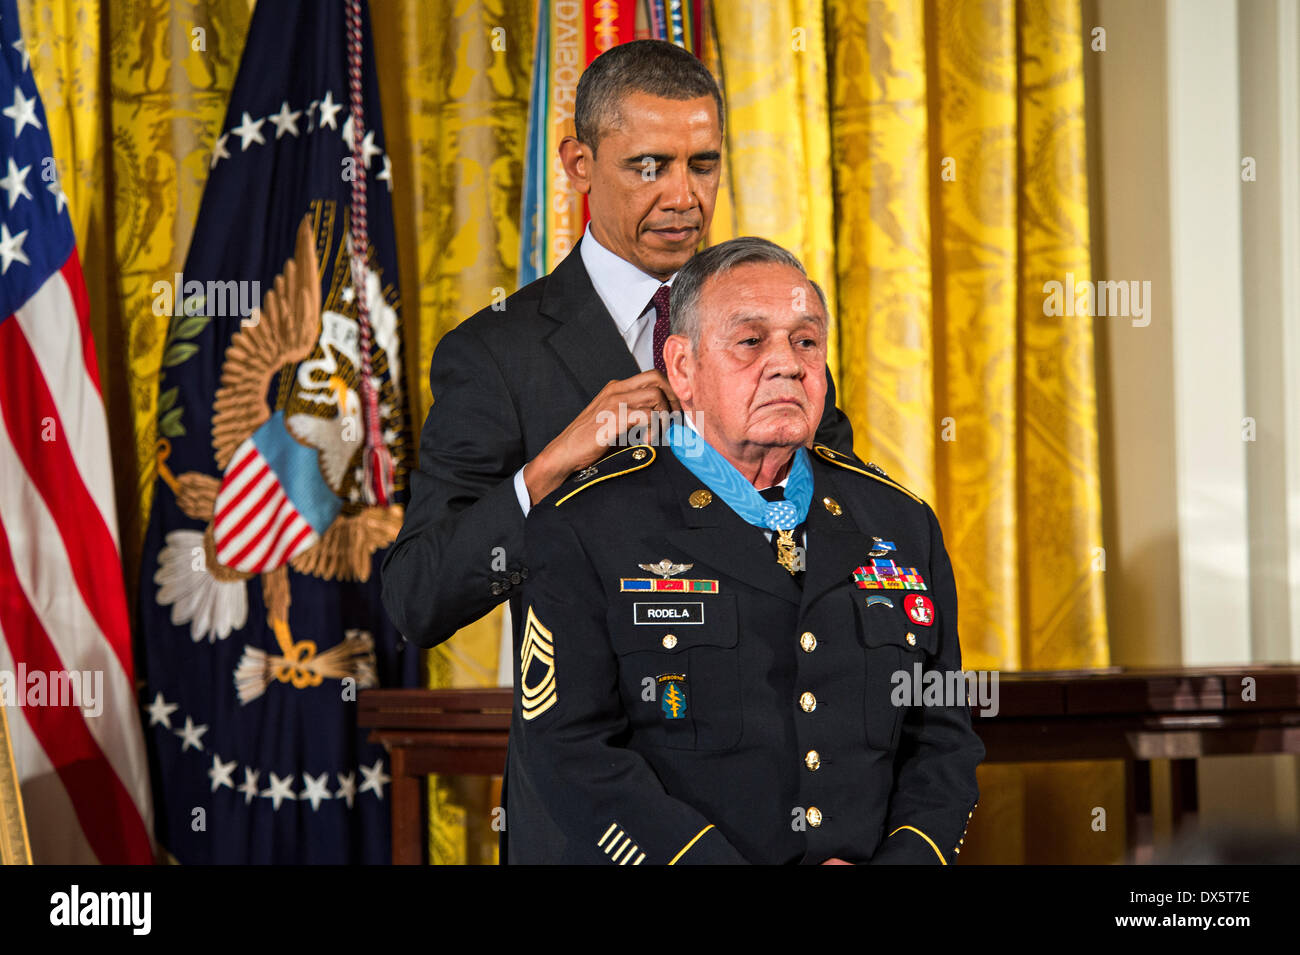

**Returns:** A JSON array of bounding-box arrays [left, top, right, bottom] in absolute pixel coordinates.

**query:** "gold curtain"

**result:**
[[825, 0, 1118, 862], [371, 0, 535, 864], [704, 0, 839, 386], [372, 0, 533, 704], [28, 0, 1117, 863], [20, 0, 252, 614]]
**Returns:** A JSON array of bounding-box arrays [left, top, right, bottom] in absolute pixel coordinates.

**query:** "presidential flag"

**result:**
[[139, 0, 416, 863], [0, 0, 153, 864]]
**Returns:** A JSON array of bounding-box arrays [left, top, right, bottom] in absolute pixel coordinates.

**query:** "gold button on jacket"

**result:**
[[506, 442, 984, 865]]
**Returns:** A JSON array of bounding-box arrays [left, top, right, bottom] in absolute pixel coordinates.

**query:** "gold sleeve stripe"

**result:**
[[888, 825, 947, 865], [668, 823, 715, 865], [554, 446, 657, 506], [812, 446, 926, 506]]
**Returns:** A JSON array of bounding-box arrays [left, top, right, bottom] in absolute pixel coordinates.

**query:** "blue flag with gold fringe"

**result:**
[[138, 0, 416, 863]]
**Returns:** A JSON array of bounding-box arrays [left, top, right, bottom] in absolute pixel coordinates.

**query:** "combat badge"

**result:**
[[868, 537, 898, 558], [658, 674, 688, 720], [640, 559, 692, 578], [622, 558, 718, 593]]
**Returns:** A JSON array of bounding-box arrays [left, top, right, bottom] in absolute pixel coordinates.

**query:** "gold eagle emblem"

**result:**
[[154, 211, 406, 701]]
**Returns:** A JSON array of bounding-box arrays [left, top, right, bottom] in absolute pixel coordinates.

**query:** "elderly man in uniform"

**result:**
[[381, 40, 853, 651], [506, 236, 983, 864]]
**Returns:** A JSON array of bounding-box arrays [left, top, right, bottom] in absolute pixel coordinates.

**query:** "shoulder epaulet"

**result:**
[[554, 445, 657, 506], [811, 445, 926, 506]]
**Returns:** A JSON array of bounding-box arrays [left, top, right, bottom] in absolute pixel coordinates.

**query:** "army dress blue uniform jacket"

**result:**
[[505, 441, 984, 864], [380, 240, 853, 650]]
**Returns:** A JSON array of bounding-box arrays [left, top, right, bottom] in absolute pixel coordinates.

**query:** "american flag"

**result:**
[[0, 0, 153, 863]]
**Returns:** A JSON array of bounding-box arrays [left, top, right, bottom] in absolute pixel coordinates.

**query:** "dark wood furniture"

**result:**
[[358, 665, 1300, 864]]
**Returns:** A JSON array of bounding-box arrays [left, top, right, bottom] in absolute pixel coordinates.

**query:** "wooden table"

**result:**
[[358, 665, 1300, 864]]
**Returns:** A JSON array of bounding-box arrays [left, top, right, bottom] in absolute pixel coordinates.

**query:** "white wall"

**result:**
[[1090, 0, 1300, 832]]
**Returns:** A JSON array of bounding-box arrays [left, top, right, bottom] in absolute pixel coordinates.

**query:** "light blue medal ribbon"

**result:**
[[667, 422, 812, 532]]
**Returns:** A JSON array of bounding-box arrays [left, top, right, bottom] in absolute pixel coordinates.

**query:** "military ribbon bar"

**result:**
[[852, 565, 927, 591], [620, 579, 719, 593]]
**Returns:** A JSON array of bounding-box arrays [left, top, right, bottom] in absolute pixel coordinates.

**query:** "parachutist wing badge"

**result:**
[[638, 560, 693, 579]]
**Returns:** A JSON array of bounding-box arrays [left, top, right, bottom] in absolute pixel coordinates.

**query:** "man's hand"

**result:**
[[821, 857, 853, 865], [522, 370, 680, 506]]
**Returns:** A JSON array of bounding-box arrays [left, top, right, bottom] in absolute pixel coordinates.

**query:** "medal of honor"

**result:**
[[666, 421, 813, 578], [775, 529, 799, 575]]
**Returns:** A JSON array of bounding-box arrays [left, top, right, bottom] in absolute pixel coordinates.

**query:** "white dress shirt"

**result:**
[[514, 224, 674, 515]]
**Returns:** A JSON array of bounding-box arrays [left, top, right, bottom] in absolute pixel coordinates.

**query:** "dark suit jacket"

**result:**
[[506, 441, 983, 864], [381, 240, 854, 648]]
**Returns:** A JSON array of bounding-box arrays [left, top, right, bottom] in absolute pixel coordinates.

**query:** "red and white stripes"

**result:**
[[0, 249, 154, 864], [212, 441, 318, 573]]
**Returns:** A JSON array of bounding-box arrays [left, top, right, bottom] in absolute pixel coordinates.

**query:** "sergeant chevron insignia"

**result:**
[[520, 605, 557, 721]]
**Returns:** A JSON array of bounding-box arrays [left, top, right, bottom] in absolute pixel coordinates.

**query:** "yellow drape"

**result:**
[[373, 0, 533, 700], [28, 0, 1117, 863], [372, 0, 536, 864], [704, 0, 839, 386], [826, 0, 1118, 862]]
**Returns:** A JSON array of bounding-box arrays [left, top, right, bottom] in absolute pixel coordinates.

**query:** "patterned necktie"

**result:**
[[650, 284, 672, 374]]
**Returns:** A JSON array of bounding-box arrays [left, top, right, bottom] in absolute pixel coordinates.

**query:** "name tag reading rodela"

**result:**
[[634, 602, 705, 625]]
